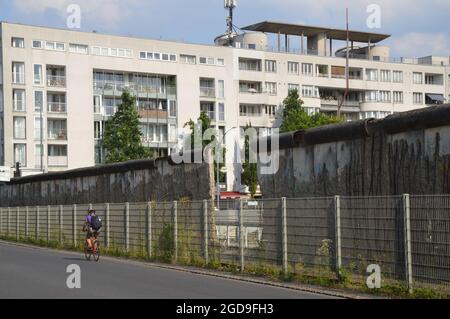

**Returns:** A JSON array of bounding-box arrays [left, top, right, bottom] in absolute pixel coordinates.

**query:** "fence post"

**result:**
[[46, 206, 51, 243], [125, 202, 130, 252], [25, 207, 29, 238], [281, 197, 288, 275], [239, 199, 245, 272], [334, 195, 342, 278], [403, 194, 413, 294], [203, 200, 209, 264], [173, 201, 178, 262], [7, 207, 11, 236], [36, 206, 40, 241], [0, 208, 3, 236], [59, 205, 63, 243], [72, 204, 77, 246], [105, 203, 110, 248], [16, 207, 19, 240], [146, 202, 152, 258]]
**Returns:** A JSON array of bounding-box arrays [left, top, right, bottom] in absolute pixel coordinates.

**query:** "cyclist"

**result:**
[[83, 209, 101, 251]]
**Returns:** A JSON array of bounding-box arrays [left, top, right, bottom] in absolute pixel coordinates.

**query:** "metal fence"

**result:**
[[1, 194, 450, 294]]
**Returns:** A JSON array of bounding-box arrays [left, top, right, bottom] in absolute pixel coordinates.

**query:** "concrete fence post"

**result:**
[[0, 208, 3, 236], [59, 205, 63, 243], [25, 207, 29, 238], [146, 202, 152, 258], [105, 203, 110, 248], [46, 206, 51, 243], [203, 200, 209, 264], [334, 195, 342, 278], [16, 207, 19, 240], [239, 199, 245, 272], [281, 197, 288, 275], [173, 201, 178, 262], [7, 207, 11, 236], [72, 204, 77, 246], [403, 194, 413, 294], [36, 206, 40, 241], [125, 202, 130, 252]]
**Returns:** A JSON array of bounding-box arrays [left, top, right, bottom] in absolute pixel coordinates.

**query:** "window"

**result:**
[[199, 57, 207, 64], [199, 57, 215, 65], [217, 58, 225, 66], [34, 64, 43, 85], [413, 72, 423, 84], [393, 91, 404, 104], [69, 43, 88, 54], [34, 91, 43, 112], [12, 62, 25, 84], [48, 145, 67, 157], [379, 91, 391, 102], [13, 89, 26, 112], [14, 144, 27, 166], [162, 53, 169, 61], [288, 83, 300, 93], [154, 53, 161, 60], [413, 92, 423, 104], [301, 63, 313, 76], [265, 105, 277, 117], [218, 80, 225, 99], [265, 82, 277, 95], [94, 121, 102, 139], [265, 60, 277, 73], [48, 119, 67, 140], [35, 145, 43, 167], [32, 40, 43, 49], [12, 37, 25, 48], [302, 85, 319, 98], [180, 54, 196, 64], [34, 117, 43, 140], [45, 41, 65, 51], [169, 100, 177, 118], [365, 91, 379, 102], [380, 70, 391, 82], [393, 71, 403, 83], [14, 117, 26, 139], [366, 69, 378, 81], [218, 103, 225, 122], [288, 62, 299, 74]]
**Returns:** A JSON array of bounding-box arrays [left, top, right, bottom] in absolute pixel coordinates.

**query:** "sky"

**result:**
[[1, 0, 449, 58]]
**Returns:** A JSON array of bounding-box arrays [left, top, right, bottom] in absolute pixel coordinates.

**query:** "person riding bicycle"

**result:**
[[83, 209, 102, 250]]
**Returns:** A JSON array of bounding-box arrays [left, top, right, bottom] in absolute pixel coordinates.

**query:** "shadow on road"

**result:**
[[63, 257, 89, 262]]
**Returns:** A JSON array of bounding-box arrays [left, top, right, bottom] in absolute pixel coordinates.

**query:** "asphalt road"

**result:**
[[0, 241, 337, 299]]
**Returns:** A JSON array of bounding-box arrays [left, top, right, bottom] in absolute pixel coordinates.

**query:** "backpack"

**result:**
[[91, 215, 103, 231]]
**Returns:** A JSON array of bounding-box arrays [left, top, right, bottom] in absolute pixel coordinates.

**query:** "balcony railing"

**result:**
[[200, 87, 216, 98], [48, 130, 67, 140], [94, 82, 177, 96], [48, 102, 67, 113], [48, 156, 68, 167], [321, 99, 361, 108], [239, 64, 262, 72], [47, 75, 66, 87]]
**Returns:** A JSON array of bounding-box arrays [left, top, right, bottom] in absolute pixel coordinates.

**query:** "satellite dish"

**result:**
[[248, 88, 257, 94]]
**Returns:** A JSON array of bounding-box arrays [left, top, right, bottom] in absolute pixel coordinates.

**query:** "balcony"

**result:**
[[48, 156, 68, 167], [320, 98, 361, 108], [48, 129, 67, 141], [138, 109, 168, 119], [48, 102, 67, 113], [47, 75, 66, 88], [200, 87, 216, 98]]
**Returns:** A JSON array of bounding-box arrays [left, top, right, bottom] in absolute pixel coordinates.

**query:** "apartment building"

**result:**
[[0, 21, 449, 191]]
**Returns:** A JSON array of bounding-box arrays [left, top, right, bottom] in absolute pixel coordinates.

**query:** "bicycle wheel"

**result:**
[[93, 241, 100, 262], [84, 241, 92, 261]]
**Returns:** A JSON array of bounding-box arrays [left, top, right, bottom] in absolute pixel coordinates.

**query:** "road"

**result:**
[[0, 241, 338, 299]]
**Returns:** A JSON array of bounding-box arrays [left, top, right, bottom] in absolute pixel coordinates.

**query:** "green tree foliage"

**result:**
[[280, 89, 343, 133], [241, 123, 258, 198], [103, 91, 152, 163]]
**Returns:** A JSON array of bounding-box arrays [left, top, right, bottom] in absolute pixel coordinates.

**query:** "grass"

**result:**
[[1, 234, 448, 299]]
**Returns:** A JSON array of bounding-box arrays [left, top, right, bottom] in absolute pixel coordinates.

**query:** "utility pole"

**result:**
[[338, 8, 350, 118]]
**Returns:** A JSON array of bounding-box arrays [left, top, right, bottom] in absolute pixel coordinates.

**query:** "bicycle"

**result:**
[[82, 226, 100, 262]]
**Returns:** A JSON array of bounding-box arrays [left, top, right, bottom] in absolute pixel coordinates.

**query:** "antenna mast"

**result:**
[[224, 0, 237, 44]]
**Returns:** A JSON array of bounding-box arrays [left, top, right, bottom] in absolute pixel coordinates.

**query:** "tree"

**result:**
[[280, 89, 342, 133], [103, 91, 152, 163], [184, 112, 225, 183], [241, 123, 258, 198]]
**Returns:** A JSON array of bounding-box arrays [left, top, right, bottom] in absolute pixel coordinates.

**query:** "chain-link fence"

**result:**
[[1, 194, 450, 294]]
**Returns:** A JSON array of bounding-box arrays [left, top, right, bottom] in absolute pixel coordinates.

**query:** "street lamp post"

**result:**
[[216, 126, 237, 211]]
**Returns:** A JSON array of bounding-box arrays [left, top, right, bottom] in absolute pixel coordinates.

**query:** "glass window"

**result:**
[[34, 91, 43, 112], [288, 83, 300, 93], [13, 89, 26, 111], [180, 54, 196, 64], [48, 145, 67, 157], [162, 53, 169, 61], [170, 54, 177, 62], [69, 43, 88, 54], [12, 62, 25, 84], [393, 91, 404, 103], [14, 144, 27, 166], [380, 70, 391, 82], [34, 64, 43, 85], [393, 71, 403, 83], [217, 58, 225, 66], [45, 41, 55, 50], [379, 91, 391, 102], [169, 100, 177, 118], [12, 37, 25, 48], [218, 103, 225, 122], [218, 80, 225, 99], [146, 52, 153, 59], [154, 53, 161, 60], [366, 69, 378, 81], [199, 57, 207, 64], [265, 60, 277, 73], [413, 72, 423, 84], [301, 63, 313, 76], [34, 117, 43, 140], [266, 82, 277, 95], [413, 92, 423, 104], [288, 62, 299, 74], [32, 40, 43, 49], [14, 117, 26, 139], [55, 42, 65, 51]]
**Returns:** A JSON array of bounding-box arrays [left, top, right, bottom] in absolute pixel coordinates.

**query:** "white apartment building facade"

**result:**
[[0, 21, 449, 191]]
